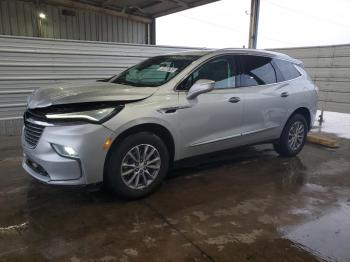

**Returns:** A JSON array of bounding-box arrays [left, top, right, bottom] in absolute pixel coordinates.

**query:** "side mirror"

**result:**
[[187, 79, 215, 99]]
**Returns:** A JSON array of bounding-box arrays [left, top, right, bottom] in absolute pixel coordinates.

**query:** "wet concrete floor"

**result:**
[[0, 135, 350, 262]]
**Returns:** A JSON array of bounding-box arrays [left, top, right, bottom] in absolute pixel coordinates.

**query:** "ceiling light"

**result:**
[[38, 12, 46, 19]]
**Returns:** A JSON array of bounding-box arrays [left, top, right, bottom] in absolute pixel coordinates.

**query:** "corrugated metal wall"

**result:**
[[0, 0, 147, 44], [0, 35, 203, 135], [272, 45, 350, 114]]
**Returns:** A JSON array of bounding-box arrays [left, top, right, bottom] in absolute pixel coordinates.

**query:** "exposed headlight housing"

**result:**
[[26, 89, 37, 105], [45, 105, 124, 124]]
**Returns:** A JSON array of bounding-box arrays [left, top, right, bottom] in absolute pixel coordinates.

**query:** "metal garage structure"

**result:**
[[0, 0, 219, 44], [0, 0, 149, 44], [0, 0, 219, 135]]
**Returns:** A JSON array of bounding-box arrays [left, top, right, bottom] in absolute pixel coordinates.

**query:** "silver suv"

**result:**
[[22, 49, 318, 198]]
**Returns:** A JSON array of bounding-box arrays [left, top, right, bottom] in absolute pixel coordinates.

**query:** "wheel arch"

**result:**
[[103, 123, 175, 180], [289, 107, 312, 131]]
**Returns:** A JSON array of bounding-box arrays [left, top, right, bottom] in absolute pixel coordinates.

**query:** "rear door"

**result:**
[[272, 58, 305, 114], [236, 55, 289, 144]]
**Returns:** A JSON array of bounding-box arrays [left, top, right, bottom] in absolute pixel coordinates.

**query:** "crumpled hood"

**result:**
[[27, 81, 158, 109]]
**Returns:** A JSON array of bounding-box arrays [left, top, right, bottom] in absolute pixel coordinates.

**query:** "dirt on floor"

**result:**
[[0, 134, 350, 262]]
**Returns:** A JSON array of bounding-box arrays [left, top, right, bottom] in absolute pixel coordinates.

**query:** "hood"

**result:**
[[27, 81, 158, 109]]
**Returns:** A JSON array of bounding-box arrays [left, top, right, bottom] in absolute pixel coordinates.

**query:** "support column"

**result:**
[[150, 18, 156, 45], [248, 0, 260, 49]]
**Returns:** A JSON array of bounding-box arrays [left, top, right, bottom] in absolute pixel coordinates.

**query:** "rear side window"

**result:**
[[273, 59, 301, 81], [238, 55, 276, 87]]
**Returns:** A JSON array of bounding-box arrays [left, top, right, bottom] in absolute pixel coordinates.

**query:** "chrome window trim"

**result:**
[[217, 49, 302, 65], [174, 54, 303, 93]]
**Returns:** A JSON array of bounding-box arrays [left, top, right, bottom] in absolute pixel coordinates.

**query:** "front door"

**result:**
[[176, 55, 244, 159]]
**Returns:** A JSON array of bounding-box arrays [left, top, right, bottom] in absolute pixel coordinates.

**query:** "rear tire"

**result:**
[[105, 132, 169, 199], [274, 114, 308, 157]]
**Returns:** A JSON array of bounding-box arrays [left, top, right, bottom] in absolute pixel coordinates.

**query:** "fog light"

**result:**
[[51, 143, 79, 158]]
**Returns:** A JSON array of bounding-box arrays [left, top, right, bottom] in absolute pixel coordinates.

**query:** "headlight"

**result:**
[[51, 144, 79, 158], [45, 106, 123, 123]]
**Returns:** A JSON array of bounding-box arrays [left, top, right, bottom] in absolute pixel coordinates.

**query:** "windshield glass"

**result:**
[[110, 55, 200, 87]]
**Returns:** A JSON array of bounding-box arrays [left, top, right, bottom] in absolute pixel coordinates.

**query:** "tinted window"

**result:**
[[273, 59, 301, 81], [111, 55, 199, 87], [238, 55, 276, 87], [178, 56, 237, 90]]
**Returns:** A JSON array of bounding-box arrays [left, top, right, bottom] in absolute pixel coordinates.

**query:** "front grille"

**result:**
[[24, 120, 45, 148], [25, 108, 47, 121]]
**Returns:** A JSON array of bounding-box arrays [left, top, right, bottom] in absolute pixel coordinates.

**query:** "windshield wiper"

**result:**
[[113, 79, 154, 87]]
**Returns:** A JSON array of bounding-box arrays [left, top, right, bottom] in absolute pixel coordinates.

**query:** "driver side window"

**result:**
[[178, 56, 237, 91]]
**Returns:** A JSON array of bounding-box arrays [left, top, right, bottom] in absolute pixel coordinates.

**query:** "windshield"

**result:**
[[110, 55, 200, 87]]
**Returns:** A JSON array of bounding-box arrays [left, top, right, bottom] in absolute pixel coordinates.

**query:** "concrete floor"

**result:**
[[0, 134, 350, 262]]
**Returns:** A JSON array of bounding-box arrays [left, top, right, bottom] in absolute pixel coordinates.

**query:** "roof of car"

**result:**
[[170, 48, 302, 65], [167, 50, 213, 56]]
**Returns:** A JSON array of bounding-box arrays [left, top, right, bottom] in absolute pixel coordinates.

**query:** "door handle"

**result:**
[[280, 92, 289, 98], [228, 97, 240, 103]]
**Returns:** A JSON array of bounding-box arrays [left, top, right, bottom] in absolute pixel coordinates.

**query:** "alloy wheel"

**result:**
[[287, 121, 305, 151], [120, 144, 161, 190]]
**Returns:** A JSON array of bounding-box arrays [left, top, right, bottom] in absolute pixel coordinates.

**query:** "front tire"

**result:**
[[274, 114, 308, 157], [105, 132, 169, 199]]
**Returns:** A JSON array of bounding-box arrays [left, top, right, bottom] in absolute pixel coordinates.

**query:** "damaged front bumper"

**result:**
[[22, 119, 115, 185]]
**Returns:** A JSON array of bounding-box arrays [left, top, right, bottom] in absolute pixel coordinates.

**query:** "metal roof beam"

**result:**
[[161, 0, 189, 8], [45, 0, 152, 23]]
